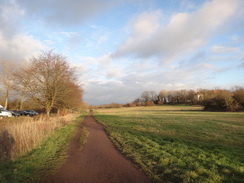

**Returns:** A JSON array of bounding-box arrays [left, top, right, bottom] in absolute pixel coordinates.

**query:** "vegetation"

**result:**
[[0, 114, 85, 183], [94, 106, 244, 183], [0, 50, 83, 115], [129, 87, 244, 111], [0, 114, 79, 161]]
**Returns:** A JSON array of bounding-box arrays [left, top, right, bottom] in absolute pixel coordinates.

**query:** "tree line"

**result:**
[[94, 88, 244, 112], [129, 88, 244, 111], [0, 50, 83, 116]]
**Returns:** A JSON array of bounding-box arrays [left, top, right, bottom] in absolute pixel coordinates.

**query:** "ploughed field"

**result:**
[[94, 106, 244, 183]]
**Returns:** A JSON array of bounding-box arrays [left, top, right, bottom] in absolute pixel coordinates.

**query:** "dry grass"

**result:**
[[96, 105, 204, 116], [0, 114, 79, 161]]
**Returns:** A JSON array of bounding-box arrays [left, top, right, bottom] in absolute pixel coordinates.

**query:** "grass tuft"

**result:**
[[80, 127, 89, 150]]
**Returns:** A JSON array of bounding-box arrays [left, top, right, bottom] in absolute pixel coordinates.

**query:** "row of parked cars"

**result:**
[[0, 108, 39, 118]]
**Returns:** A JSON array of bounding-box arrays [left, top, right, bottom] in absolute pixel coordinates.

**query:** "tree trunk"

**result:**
[[46, 106, 52, 117], [46, 110, 50, 117], [20, 93, 25, 110], [4, 91, 9, 109]]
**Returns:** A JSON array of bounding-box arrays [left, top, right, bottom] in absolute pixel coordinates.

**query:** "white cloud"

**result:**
[[114, 0, 239, 64], [114, 10, 162, 57], [0, 33, 46, 63], [0, 0, 25, 38], [211, 46, 240, 53], [80, 52, 217, 105], [17, 0, 117, 27]]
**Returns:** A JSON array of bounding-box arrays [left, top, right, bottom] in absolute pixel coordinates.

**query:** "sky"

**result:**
[[0, 0, 244, 105]]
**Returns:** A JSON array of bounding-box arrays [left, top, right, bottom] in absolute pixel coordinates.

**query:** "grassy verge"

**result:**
[[94, 106, 244, 183], [0, 114, 85, 183]]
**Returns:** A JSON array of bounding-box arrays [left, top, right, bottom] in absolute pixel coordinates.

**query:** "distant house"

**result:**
[[194, 93, 204, 101]]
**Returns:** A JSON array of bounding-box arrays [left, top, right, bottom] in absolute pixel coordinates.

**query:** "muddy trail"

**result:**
[[42, 115, 151, 183]]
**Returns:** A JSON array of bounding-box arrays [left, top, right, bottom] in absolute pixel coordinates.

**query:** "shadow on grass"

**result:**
[[0, 130, 15, 162]]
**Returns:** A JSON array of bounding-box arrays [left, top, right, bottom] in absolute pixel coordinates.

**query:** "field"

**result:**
[[94, 106, 244, 183]]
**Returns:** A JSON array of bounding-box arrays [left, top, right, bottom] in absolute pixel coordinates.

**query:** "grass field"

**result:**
[[94, 106, 244, 183]]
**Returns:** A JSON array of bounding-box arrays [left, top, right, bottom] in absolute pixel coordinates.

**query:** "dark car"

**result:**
[[22, 110, 39, 116], [9, 110, 21, 117], [12, 110, 26, 116]]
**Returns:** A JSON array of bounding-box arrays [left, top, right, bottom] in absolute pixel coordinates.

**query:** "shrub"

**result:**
[[203, 90, 241, 111]]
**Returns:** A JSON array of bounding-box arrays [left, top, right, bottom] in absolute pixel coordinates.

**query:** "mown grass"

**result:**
[[94, 106, 244, 183], [0, 114, 85, 183]]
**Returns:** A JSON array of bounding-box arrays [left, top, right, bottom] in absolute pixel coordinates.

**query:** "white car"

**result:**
[[0, 109, 12, 117]]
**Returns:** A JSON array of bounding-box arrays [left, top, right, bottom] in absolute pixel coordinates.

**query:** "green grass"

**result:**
[[94, 106, 244, 183], [0, 114, 85, 183]]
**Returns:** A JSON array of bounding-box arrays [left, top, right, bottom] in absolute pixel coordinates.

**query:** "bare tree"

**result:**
[[13, 66, 32, 110], [141, 91, 150, 102], [55, 80, 83, 112], [0, 62, 16, 109], [158, 90, 167, 104], [25, 50, 81, 116], [149, 91, 158, 103]]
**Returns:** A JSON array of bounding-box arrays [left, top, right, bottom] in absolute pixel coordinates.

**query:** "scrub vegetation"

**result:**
[[0, 114, 85, 183], [94, 106, 244, 183]]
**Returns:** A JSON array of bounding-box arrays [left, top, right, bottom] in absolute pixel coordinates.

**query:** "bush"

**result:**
[[233, 87, 244, 109], [203, 90, 241, 111]]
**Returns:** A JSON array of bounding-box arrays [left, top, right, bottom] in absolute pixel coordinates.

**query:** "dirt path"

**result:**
[[42, 115, 151, 183]]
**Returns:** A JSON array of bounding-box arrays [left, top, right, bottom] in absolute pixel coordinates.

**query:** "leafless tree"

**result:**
[[13, 66, 32, 110], [0, 62, 16, 109], [158, 90, 167, 104], [141, 91, 150, 102], [25, 50, 82, 116]]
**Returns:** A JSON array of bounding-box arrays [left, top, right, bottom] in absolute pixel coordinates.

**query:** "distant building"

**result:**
[[194, 93, 204, 101]]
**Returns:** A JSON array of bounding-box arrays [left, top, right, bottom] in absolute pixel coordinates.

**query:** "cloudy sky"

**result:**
[[0, 0, 244, 105]]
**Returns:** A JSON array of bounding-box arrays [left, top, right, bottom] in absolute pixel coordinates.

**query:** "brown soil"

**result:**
[[41, 115, 152, 183]]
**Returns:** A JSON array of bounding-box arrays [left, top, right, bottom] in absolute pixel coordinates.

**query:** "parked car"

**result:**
[[0, 109, 12, 117], [12, 110, 25, 116], [9, 110, 21, 117], [22, 110, 39, 116]]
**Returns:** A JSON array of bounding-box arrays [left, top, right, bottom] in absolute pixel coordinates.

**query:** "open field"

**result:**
[[94, 106, 244, 183]]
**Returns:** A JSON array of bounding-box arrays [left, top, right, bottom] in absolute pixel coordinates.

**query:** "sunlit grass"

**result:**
[[0, 114, 79, 160], [94, 106, 244, 183], [0, 114, 85, 183]]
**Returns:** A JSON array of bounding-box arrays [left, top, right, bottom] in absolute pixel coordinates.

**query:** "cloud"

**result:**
[[211, 46, 240, 53], [0, 0, 47, 62], [0, 0, 24, 38], [114, 0, 239, 64], [18, 0, 117, 27], [0, 33, 46, 63], [80, 52, 216, 105], [239, 58, 244, 68]]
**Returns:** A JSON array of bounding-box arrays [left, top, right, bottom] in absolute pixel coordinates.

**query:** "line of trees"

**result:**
[[130, 88, 244, 111], [0, 50, 83, 116]]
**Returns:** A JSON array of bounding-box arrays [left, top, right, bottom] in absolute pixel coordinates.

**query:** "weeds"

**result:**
[[0, 114, 85, 183], [0, 114, 78, 161]]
